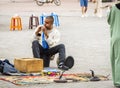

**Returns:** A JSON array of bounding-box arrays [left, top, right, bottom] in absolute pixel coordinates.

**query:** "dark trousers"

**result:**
[[32, 40, 66, 67]]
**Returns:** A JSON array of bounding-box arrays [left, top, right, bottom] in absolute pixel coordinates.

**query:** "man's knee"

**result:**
[[32, 40, 39, 46], [58, 44, 65, 49]]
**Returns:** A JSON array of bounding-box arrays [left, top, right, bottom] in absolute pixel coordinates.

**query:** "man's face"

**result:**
[[44, 18, 53, 30]]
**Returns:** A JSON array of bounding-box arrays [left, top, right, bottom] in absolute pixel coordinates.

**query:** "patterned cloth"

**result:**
[[0, 73, 109, 85]]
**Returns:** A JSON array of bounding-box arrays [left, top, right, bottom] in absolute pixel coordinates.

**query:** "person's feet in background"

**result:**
[[80, 0, 88, 17], [81, 14, 85, 17]]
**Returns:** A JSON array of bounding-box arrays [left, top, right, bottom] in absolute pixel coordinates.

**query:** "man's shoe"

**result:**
[[58, 64, 69, 70]]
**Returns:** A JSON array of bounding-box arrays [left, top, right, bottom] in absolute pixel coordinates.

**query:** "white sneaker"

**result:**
[[81, 15, 85, 18]]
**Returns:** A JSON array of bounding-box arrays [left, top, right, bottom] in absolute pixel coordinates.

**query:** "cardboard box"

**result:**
[[14, 58, 43, 73]]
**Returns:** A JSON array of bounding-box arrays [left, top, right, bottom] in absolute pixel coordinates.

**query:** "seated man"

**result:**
[[32, 16, 69, 70]]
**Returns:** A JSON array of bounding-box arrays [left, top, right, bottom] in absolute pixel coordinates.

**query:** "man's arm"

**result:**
[[42, 27, 49, 39], [35, 26, 42, 36], [33, 25, 43, 40]]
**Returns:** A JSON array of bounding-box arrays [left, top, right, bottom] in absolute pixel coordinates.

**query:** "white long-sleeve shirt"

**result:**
[[33, 25, 60, 48]]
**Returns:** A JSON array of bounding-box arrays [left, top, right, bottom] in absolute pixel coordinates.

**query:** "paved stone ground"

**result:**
[[0, 0, 117, 88]]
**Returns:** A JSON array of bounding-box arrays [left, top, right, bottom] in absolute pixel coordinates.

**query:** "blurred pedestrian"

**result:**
[[107, 2, 120, 88], [80, 0, 88, 17], [93, 0, 103, 17]]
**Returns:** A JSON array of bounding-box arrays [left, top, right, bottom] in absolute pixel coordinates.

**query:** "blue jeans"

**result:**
[[32, 40, 66, 67]]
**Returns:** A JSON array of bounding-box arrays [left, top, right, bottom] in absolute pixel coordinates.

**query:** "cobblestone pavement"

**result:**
[[0, 0, 117, 88]]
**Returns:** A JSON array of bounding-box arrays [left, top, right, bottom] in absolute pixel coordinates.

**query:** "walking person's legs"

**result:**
[[80, 0, 88, 17], [84, 0, 88, 16], [84, 6, 88, 14], [80, 0, 85, 17], [81, 7, 85, 17]]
